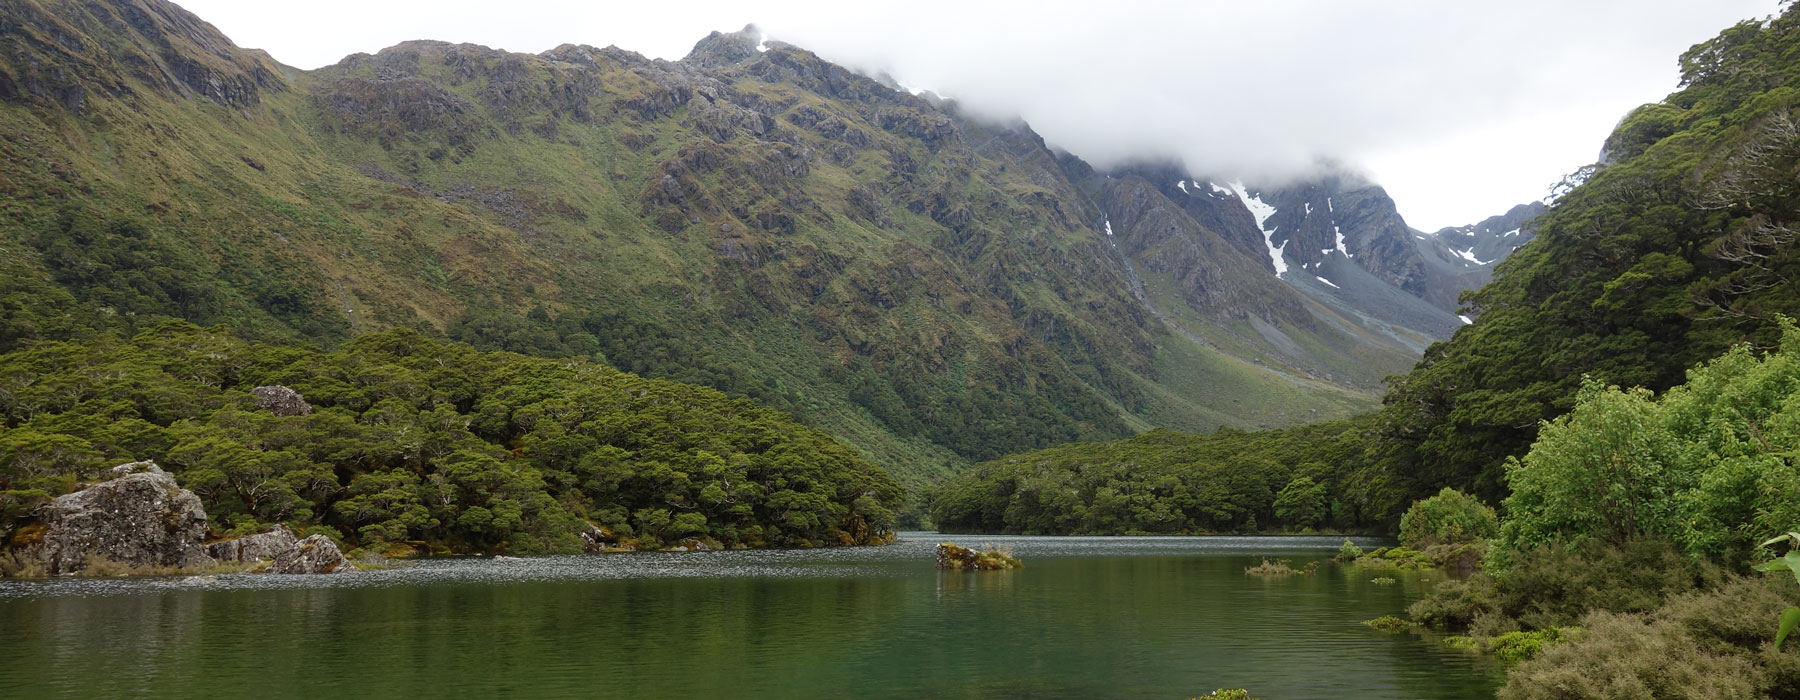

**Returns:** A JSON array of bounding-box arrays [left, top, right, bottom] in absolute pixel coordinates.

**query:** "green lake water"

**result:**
[[0, 534, 1501, 699]]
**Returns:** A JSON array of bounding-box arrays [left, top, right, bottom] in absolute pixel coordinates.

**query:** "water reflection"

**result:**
[[0, 534, 1498, 700]]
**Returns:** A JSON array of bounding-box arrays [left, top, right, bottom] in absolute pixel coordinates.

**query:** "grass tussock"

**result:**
[[1245, 559, 1297, 577], [0, 550, 45, 578], [76, 555, 261, 578]]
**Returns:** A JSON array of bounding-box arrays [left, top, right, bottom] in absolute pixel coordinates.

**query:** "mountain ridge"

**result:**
[[0, 0, 1539, 491]]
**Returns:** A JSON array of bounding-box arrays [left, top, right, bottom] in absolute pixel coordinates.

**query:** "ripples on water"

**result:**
[[0, 534, 1500, 700], [0, 533, 1385, 599]]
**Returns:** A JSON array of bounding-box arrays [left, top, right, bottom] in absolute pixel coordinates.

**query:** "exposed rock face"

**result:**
[[40, 461, 210, 575], [266, 534, 354, 574], [0, 0, 284, 112], [206, 524, 300, 562], [251, 385, 312, 417]]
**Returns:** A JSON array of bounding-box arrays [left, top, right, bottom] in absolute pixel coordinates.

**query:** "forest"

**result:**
[[0, 322, 903, 556]]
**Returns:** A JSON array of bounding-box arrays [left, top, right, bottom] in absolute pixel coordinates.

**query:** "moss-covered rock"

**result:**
[[935, 542, 1020, 570]]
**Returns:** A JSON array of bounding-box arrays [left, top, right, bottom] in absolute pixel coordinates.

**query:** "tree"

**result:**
[[1273, 477, 1327, 530]]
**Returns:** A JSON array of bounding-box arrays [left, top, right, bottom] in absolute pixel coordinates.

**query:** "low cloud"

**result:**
[[181, 0, 1781, 228], [757, 0, 1779, 227]]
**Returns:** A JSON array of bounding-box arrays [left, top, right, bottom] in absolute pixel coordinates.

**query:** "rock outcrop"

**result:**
[[208, 525, 355, 574], [40, 461, 210, 575], [266, 534, 354, 574], [251, 385, 312, 417], [206, 524, 300, 562]]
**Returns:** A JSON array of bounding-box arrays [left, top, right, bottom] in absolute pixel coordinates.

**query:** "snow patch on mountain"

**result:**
[[1229, 182, 1288, 276]]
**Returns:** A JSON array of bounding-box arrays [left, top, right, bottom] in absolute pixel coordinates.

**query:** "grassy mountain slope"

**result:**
[[0, 0, 1412, 492], [933, 5, 1800, 531]]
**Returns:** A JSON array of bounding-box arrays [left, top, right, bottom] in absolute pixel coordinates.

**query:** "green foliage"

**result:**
[[1244, 559, 1298, 577], [1754, 530, 1800, 649], [0, 323, 903, 554], [1407, 539, 1723, 632], [931, 420, 1372, 534], [1398, 488, 1498, 549], [1363, 615, 1411, 632], [1337, 538, 1365, 560], [1497, 320, 1800, 563], [1351, 7, 1800, 518], [1499, 577, 1800, 700], [1486, 628, 1576, 663], [1272, 476, 1327, 529]]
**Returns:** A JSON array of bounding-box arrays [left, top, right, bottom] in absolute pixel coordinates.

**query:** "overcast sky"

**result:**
[[178, 0, 1782, 230]]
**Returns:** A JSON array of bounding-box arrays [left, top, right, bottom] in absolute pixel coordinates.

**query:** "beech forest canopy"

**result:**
[[0, 323, 903, 555]]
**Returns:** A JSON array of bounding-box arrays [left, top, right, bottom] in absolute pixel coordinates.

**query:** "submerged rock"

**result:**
[[40, 461, 210, 576], [266, 534, 355, 574], [206, 525, 300, 563]]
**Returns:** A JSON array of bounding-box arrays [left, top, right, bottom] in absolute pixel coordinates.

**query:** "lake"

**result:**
[[0, 533, 1501, 699]]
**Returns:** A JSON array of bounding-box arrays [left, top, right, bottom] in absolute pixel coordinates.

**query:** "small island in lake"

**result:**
[[935, 542, 1022, 570]]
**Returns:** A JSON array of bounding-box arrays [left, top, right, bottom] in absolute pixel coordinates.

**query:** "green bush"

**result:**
[[1337, 538, 1364, 560], [1500, 577, 1800, 699], [1498, 320, 1800, 564], [1398, 487, 1498, 549], [1487, 627, 1577, 663], [1408, 538, 1722, 631]]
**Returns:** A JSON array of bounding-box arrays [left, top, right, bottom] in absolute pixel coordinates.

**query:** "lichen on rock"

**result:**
[[266, 534, 355, 574], [40, 461, 210, 576]]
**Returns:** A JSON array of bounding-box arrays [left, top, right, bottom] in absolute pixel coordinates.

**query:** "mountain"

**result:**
[[0, 0, 1452, 491], [933, 4, 1800, 532], [1102, 163, 1545, 347], [1412, 201, 1548, 313]]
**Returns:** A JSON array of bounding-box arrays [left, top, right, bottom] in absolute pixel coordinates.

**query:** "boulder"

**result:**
[[266, 534, 355, 574], [41, 461, 211, 575], [206, 524, 300, 562], [251, 385, 312, 417]]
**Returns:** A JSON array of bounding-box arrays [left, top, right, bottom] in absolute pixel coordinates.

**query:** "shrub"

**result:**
[[1399, 487, 1498, 549], [1364, 615, 1411, 632], [1487, 628, 1577, 663], [1337, 538, 1364, 560], [1408, 538, 1722, 631], [1409, 577, 1499, 629], [1244, 559, 1296, 577], [1498, 322, 1800, 564], [1499, 576, 1800, 699], [1500, 612, 1755, 700]]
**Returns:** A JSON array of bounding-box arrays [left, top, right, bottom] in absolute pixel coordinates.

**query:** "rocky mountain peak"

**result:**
[[683, 24, 766, 69], [0, 0, 286, 113]]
